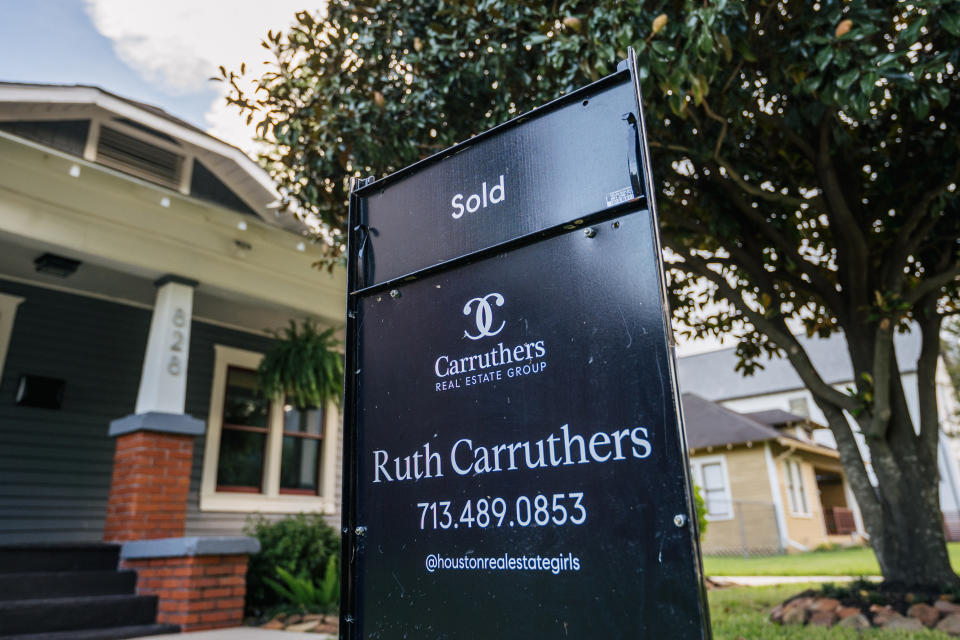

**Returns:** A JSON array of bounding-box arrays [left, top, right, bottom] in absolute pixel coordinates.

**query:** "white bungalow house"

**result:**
[[677, 331, 960, 542]]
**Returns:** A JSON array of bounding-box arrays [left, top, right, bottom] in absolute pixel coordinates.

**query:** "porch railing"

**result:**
[[825, 506, 856, 535]]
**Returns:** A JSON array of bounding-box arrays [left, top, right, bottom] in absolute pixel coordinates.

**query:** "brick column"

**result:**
[[121, 537, 260, 631], [104, 430, 194, 542]]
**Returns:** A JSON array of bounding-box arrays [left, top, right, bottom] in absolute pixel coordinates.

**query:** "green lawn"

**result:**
[[709, 583, 953, 639], [703, 543, 960, 576]]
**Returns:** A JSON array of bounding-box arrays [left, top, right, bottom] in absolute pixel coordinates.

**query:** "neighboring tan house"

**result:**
[[678, 331, 960, 541], [0, 83, 346, 544], [683, 393, 864, 556]]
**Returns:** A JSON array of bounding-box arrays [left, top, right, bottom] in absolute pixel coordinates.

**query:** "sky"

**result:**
[[0, 0, 324, 150], [0, 0, 727, 356]]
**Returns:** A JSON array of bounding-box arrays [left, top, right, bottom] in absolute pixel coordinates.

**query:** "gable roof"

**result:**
[[682, 392, 783, 450], [676, 329, 923, 402], [742, 409, 809, 427], [0, 82, 303, 233]]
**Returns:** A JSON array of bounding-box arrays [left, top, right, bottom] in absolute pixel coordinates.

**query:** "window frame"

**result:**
[[784, 457, 812, 517], [200, 345, 338, 513], [0, 292, 24, 379], [690, 455, 734, 521]]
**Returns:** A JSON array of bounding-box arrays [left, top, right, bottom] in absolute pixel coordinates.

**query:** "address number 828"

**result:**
[[417, 492, 586, 530]]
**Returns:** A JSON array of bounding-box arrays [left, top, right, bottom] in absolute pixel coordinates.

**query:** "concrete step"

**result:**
[[0, 570, 137, 601], [0, 544, 120, 574], [0, 623, 180, 640], [0, 594, 158, 635]]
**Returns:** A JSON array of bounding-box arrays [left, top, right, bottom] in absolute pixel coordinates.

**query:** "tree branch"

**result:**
[[682, 254, 860, 413], [868, 319, 894, 440], [815, 114, 869, 308], [903, 260, 960, 305], [916, 300, 943, 460]]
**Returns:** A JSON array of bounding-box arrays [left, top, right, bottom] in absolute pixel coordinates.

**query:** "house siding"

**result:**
[[0, 278, 327, 543], [0, 279, 148, 543], [695, 447, 781, 555]]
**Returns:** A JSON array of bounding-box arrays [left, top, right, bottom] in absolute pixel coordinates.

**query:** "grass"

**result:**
[[709, 583, 953, 639], [703, 543, 960, 576]]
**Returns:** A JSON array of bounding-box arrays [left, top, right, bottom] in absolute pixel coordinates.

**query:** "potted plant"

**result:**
[[257, 319, 343, 409]]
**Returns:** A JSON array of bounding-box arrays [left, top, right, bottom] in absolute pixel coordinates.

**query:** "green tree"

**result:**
[[222, 0, 960, 586]]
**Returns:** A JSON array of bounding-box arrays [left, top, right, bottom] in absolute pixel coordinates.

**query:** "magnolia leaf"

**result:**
[[652, 13, 668, 37], [835, 19, 853, 38]]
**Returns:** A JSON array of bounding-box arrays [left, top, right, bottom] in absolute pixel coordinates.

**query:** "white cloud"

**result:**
[[84, 0, 325, 151]]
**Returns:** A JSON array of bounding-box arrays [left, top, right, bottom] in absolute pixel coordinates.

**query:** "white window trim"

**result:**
[[690, 454, 734, 522], [0, 293, 24, 378], [784, 457, 812, 518], [200, 345, 339, 514]]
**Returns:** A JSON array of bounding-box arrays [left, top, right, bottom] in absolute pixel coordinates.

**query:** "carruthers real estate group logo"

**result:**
[[434, 292, 548, 392]]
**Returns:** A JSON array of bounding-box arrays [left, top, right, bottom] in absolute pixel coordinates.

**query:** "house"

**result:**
[[677, 331, 960, 541], [0, 82, 345, 632], [683, 393, 864, 555]]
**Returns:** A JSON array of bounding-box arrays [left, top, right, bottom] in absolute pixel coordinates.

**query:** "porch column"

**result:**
[[104, 275, 204, 542]]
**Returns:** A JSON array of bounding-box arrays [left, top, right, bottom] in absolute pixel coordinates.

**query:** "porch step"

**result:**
[[0, 570, 137, 601], [0, 594, 159, 636], [0, 623, 180, 640], [0, 544, 120, 574]]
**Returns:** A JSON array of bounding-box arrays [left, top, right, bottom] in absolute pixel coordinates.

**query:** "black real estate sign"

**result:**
[[341, 53, 710, 639]]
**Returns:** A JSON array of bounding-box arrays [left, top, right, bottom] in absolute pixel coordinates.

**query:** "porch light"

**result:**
[[34, 253, 81, 278], [68, 164, 81, 178]]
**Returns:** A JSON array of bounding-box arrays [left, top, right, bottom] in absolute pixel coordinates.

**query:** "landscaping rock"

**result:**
[[838, 613, 871, 630], [768, 604, 785, 623], [884, 616, 925, 631], [937, 613, 960, 637], [870, 604, 899, 627], [937, 601, 960, 616], [286, 620, 321, 633], [908, 603, 941, 627], [837, 606, 861, 620], [260, 620, 285, 630], [780, 606, 808, 626], [811, 598, 841, 613], [808, 610, 838, 627]]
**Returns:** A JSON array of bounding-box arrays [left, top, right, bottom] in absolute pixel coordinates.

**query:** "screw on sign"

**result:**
[[340, 49, 710, 639]]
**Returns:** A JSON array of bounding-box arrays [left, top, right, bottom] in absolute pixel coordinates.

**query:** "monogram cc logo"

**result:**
[[462, 293, 505, 340]]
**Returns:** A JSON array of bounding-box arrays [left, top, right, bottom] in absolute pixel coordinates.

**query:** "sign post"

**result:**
[[341, 50, 711, 639]]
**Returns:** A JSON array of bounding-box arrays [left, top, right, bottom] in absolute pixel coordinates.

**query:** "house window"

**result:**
[[200, 345, 338, 513], [216, 367, 269, 492], [690, 456, 733, 520], [280, 405, 324, 495], [785, 458, 810, 516], [788, 396, 810, 417]]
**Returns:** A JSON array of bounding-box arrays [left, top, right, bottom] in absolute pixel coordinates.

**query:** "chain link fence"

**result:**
[[700, 500, 783, 558]]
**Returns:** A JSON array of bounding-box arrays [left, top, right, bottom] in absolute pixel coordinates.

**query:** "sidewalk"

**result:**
[[710, 575, 883, 587], [131, 629, 334, 640]]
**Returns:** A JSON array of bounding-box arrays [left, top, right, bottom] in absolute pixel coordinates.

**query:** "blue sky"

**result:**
[[0, 0, 325, 149], [0, 0, 216, 128]]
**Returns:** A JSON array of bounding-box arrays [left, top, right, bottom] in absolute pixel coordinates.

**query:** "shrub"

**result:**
[[244, 513, 340, 617], [693, 485, 709, 540], [264, 556, 340, 616]]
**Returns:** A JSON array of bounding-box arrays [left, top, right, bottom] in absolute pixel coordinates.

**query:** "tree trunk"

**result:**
[[816, 385, 958, 588], [868, 438, 957, 587]]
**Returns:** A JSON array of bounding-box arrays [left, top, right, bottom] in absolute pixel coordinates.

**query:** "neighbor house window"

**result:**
[[788, 396, 810, 417], [690, 456, 733, 520], [785, 458, 810, 516], [200, 345, 337, 513]]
